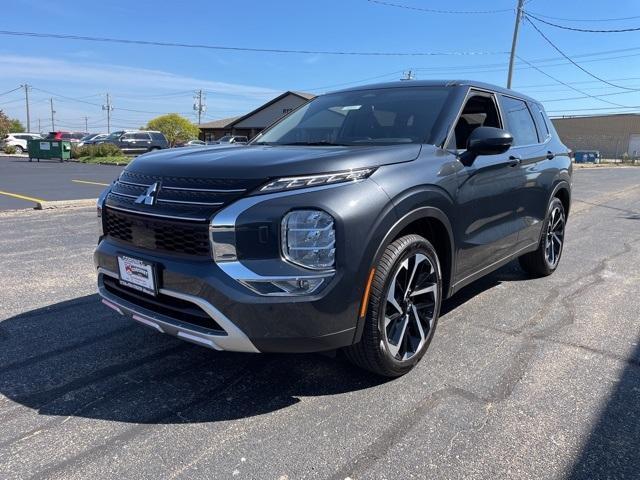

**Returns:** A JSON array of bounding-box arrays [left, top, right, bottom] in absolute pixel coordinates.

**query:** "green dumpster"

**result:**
[[27, 139, 72, 162]]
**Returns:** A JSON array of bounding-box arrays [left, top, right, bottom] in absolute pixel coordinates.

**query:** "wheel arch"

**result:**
[[552, 181, 571, 218], [372, 206, 456, 300]]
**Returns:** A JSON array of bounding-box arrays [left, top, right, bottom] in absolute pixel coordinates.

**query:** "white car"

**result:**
[[2, 133, 42, 153]]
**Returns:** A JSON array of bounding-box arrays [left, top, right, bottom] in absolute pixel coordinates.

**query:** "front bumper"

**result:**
[[94, 239, 360, 353], [94, 176, 393, 353]]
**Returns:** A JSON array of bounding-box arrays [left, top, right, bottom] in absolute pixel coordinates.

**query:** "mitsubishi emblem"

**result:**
[[135, 182, 161, 205]]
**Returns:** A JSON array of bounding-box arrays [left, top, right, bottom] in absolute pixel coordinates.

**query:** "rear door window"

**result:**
[[499, 96, 539, 146], [133, 133, 151, 140]]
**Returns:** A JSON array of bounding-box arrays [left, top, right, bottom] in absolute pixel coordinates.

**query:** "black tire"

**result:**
[[344, 234, 442, 377], [14, 145, 24, 153], [519, 197, 566, 277]]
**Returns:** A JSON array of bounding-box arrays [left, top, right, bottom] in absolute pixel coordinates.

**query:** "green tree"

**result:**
[[9, 118, 25, 133], [0, 110, 11, 137], [146, 113, 199, 147]]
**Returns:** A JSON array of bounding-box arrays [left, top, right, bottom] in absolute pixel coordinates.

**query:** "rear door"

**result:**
[[452, 90, 525, 281], [132, 132, 152, 152], [498, 95, 550, 250]]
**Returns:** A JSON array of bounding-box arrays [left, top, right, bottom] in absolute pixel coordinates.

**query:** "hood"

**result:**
[[125, 144, 422, 179]]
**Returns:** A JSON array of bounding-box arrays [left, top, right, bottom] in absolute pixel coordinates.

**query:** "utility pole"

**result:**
[[193, 89, 206, 124], [102, 93, 113, 133], [507, 0, 525, 89], [22, 84, 31, 132], [50, 98, 56, 131], [84, 116, 88, 132], [400, 70, 415, 81], [37, 118, 41, 134]]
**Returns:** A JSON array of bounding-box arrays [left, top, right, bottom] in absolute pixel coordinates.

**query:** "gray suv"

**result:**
[[101, 130, 168, 154], [95, 80, 571, 377]]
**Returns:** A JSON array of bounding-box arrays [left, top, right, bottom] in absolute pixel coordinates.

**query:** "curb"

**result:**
[[35, 199, 97, 210]]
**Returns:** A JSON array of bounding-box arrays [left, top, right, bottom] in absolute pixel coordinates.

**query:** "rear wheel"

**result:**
[[519, 197, 566, 277], [344, 234, 442, 377], [14, 145, 24, 153]]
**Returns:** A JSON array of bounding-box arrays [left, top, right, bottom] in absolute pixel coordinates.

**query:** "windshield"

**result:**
[[253, 87, 452, 146], [107, 131, 124, 140]]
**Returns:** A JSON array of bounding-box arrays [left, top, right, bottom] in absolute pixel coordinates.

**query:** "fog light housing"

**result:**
[[281, 210, 335, 270], [240, 277, 326, 296]]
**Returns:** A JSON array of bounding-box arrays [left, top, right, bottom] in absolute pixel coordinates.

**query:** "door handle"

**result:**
[[546, 151, 555, 160], [508, 154, 522, 167]]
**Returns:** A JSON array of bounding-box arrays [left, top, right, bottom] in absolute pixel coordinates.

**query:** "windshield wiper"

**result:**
[[278, 141, 350, 146]]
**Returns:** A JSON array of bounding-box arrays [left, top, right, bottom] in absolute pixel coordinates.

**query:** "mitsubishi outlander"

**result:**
[[95, 80, 571, 377]]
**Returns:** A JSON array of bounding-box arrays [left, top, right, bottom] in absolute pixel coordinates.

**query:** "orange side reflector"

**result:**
[[359, 268, 376, 318]]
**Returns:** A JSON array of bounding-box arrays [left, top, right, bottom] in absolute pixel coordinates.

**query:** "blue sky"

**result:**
[[1, 0, 640, 132]]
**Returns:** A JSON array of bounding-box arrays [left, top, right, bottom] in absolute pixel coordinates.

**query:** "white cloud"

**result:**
[[0, 54, 281, 99], [0, 54, 286, 131]]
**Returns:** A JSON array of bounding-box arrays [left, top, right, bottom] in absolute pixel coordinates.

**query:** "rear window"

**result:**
[[499, 96, 539, 146]]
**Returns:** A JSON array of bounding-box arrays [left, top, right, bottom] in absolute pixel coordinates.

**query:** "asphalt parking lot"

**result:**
[[0, 155, 122, 210], [0, 167, 639, 479]]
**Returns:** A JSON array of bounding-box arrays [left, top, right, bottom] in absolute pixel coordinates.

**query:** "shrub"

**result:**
[[3, 144, 17, 154], [73, 143, 123, 158]]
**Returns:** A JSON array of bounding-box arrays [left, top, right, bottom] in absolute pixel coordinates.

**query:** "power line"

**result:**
[[525, 12, 640, 33], [515, 55, 629, 108], [0, 30, 507, 56], [526, 11, 640, 23], [524, 16, 640, 92], [0, 86, 22, 97], [547, 105, 640, 113], [366, 0, 514, 15]]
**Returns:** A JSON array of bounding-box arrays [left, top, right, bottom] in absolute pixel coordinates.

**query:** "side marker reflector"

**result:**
[[359, 268, 376, 318]]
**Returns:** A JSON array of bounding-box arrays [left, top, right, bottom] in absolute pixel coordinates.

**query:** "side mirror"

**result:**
[[460, 127, 513, 166]]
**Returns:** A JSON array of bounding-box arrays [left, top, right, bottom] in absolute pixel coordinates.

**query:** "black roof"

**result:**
[[330, 80, 538, 104]]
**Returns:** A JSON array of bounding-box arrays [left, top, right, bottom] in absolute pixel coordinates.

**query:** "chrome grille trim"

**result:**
[[117, 179, 246, 193], [105, 204, 209, 222]]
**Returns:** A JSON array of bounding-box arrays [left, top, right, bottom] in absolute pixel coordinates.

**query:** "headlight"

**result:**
[[281, 210, 335, 270], [259, 168, 375, 193]]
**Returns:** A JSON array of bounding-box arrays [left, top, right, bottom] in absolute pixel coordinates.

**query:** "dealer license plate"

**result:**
[[117, 255, 157, 296]]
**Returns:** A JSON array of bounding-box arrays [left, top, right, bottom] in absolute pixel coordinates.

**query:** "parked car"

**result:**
[[99, 130, 169, 154], [1, 133, 41, 153], [95, 80, 571, 377], [208, 135, 249, 145], [78, 133, 108, 147], [45, 131, 87, 142], [175, 139, 206, 147]]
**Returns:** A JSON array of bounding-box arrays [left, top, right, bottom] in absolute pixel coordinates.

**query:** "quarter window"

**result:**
[[500, 96, 539, 146]]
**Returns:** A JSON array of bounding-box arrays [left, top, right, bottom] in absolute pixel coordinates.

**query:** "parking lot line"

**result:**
[[0, 190, 46, 204], [72, 180, 110, 186]]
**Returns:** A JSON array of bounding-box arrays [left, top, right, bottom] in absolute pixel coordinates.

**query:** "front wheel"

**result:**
[[519, 197, 566, 277], [344, 234, 442, 377]]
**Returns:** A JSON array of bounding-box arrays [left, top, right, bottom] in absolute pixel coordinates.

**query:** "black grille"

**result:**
[[103, 276, 224, 333], [104, 208, 211, 257]]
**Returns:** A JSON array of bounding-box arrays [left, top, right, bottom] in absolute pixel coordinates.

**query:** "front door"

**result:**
[[449, 91, 525, 281]]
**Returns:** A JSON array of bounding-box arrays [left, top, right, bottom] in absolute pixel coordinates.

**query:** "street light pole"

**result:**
[[507, 0, 525, 89]]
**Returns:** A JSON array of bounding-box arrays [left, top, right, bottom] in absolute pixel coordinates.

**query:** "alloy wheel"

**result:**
[[545, 205, 565, 268], [383, 252, 438, 361]]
